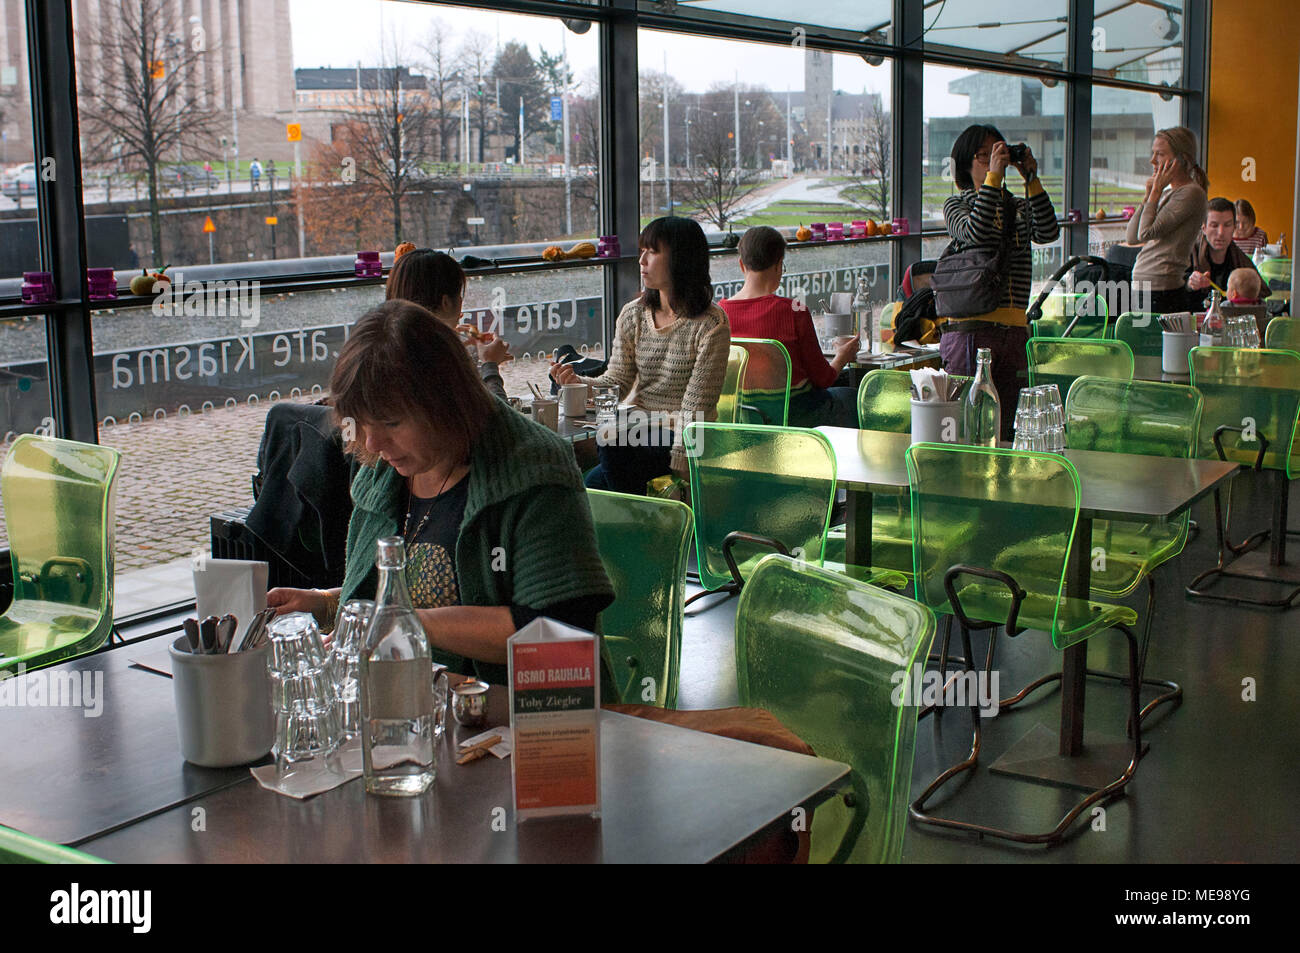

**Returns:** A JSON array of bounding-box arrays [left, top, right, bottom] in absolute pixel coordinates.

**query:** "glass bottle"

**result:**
[[1201, 289, 1225, 346], [360, 536, 435, 796], [965, 347, 1001, 448], [852, 276, 874, 354]]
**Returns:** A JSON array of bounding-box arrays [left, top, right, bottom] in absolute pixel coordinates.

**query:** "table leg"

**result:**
[[844, 489, 873, 569], [1059, 516, 1091, 757]]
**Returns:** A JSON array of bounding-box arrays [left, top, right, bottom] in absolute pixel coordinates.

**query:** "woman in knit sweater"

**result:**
[[552, 216, 731, 494], [940, 123, 1060, 438], [1125, 126, 1209, 314], [267, 300, 614, 685]]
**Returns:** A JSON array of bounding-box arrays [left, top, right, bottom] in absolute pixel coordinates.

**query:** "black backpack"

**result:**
[[892, 285, 939, 345]]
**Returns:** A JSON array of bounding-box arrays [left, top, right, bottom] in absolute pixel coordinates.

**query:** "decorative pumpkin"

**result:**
[[567, 241, 597, 259], [542, 245, 564, 261], [129, 264, 170, 295], [1095, 209, 1108, 220], [880, 221, 892, 236], [394, 242, 416, 260], [865, 220, 879, 237], [795, 224, 812, 242]]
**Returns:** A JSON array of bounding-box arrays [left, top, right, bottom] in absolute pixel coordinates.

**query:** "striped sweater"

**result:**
[[578, 298, 731, 471], [941, 172, 1060, 324]]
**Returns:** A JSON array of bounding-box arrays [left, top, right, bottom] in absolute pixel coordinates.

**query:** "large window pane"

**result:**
[[712, 241, 893, 313], [924, 64, 1067, 241], [72, 1, 602, 274], [1087, 84, 1181, 221], [1, 7, 41, 283], [923, 0, 1070, 71], [90, 269, 606, 570], [1093, 0, 1185, 85], [648, 1, 890, 35], [638, 31, 892, 234]]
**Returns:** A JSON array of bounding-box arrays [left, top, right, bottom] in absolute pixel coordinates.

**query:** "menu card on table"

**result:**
[[508, 618, 601, 821]]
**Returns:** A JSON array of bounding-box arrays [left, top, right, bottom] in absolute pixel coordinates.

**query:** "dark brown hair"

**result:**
[[639, 216, 713, 318], [738, 225, 786, 272], [330, 300, 494, 467], [1234, 199, 1256, 224], [385, 249, 466, 318], [950, 123, 1005, 191], [1207, 196, 1236, 218]]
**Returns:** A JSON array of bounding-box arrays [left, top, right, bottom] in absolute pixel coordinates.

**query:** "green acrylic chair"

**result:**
[[716, 345, 750, 424], [905, 443, 1141, 844], [732, 337, 792, 426], [1063, 376, 1203, 721], [1264, 316, 1300, 353], [1113, 312, 1164, 358], [827, 369, 971, 578], [1186, 347, 1300, 609], [0, 826, 108, 864], [1258, 257, 1291, 296], [681, 422, 904, 606], [735, 554, 936, 863], [0, 435, 121, 674], [1030, 291, 1109, 339], [588, 489, 692, 708], [1026, 337, 1134, 398]]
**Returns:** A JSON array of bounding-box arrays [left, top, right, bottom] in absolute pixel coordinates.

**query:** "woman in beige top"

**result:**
[[552, 216, 730, 494], [1125, 126, 1208, 315]]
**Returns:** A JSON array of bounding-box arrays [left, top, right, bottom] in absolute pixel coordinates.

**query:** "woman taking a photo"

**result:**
[[552, 216, 730, 494], [386, 247, 514, 400], [267, 300, 614, 685], [939, 123, 1059, 437], [1125, 126, 1209, 314]]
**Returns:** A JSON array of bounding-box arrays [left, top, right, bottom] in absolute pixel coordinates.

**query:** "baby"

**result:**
[[1226, 267, 1263, 305]]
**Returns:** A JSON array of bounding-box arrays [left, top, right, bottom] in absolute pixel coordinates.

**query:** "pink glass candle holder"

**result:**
[[21, 272, 55, 305], [354, 251, 382, 278]]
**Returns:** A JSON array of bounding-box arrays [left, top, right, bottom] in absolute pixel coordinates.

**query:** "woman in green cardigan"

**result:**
[[267, 299, 614, 685]]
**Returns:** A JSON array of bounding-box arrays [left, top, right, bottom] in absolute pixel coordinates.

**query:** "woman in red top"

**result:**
[[719, 226, 860, 427]]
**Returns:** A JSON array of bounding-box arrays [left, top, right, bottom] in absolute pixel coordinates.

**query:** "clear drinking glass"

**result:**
[[332, 599, 375, 742], [593, 385, 619, 425], [267, 612, 342, 764]]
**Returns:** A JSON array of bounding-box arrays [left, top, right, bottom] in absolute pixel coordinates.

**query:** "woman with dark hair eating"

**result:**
[[267, 300, 613, 685], [552, 215, 731, 494]]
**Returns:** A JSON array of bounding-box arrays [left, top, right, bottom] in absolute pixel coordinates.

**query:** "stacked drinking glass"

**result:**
[[1013, 384, 1066, 452], [267, 612, 342, 764], [331, 599, 375, 742], [1224, 313, 1261, 348]]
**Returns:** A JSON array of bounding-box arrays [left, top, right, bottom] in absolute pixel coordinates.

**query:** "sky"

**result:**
[[290, 0, 974, 115]]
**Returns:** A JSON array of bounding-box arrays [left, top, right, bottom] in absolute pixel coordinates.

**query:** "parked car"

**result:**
[[1, 163, 37, 199], [165, 165, 220, 192]]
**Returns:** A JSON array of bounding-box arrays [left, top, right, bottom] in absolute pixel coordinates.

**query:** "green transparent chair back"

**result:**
[[683, 422, 835, 591], [716, 345, 749, 424], [732, 337, 793, 426], [1113, 313, 1164, 358], [1027, 337, 1134, 397], [1189, 347, 1300, 479], [588, 490, 692, 708], [0, 825, 109, 864], [1065, 376, 1203, 596], [1033, 292, 1109, 339], [906, 443, 1099, 649], [735, 554, 936, 863], [1265, 317, 1300, 354], [1258, 257, 1291, 292], [857, 368, 972, 432], [0, 435, 121, 672]]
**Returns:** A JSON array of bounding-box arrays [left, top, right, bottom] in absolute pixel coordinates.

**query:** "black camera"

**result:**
[[1007, 143, 1029, 163]]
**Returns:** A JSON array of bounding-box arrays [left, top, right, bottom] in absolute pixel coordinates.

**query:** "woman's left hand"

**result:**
[[477, 332, 514, 365]]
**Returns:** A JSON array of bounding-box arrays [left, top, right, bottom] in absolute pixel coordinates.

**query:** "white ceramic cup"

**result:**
[[532, 398, 559, 430], [561, 383, 588, 418]]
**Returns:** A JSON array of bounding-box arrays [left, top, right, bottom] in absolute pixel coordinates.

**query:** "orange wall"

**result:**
[[1206, 0, 1299, 247]]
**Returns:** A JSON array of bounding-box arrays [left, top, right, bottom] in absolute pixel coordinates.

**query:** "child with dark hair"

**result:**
[[551, 216, 730, 494], [386, 247, 513, 400], [1232, 199, 1269, 256], [720, 225, 859, 427]]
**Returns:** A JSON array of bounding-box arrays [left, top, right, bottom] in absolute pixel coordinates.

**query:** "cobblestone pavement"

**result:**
[[0, 352, 580, 571]]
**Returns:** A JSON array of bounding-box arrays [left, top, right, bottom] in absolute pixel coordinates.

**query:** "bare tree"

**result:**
[[334, 45, 437, 246], [840, 97, 891, 221], [457, 31, 495, 164], [420, 18, 462, 164], [77, 0, 222, 262], [674, 98, 756, 231]]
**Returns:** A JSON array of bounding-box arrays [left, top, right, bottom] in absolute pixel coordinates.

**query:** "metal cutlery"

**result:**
[[183, 617, 201, 653]]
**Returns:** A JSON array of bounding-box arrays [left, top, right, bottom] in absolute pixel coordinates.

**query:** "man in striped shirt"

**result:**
[[939, 124, 1060, 438]]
